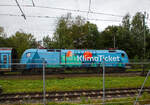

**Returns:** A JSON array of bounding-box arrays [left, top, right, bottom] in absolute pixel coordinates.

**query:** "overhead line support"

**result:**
[[14, 0, 26, 20], [31, 0, 35, 7]]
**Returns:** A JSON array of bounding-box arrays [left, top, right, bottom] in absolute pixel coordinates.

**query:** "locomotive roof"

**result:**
[[0, 48, 13, 53], [24, 49, 126, 54], [0, 48, 13, 50]]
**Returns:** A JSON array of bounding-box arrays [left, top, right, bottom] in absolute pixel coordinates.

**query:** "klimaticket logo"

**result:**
[[66, 51, 120, 62], [77, 55, 120, 62]]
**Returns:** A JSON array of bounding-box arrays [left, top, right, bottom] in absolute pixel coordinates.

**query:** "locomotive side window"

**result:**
[[3, 55, 7, 64], [121, 53, 125, 57], [56, 50, 61, 52], [26, 52, 31, 58], [47, 49, 55, 52], [109, 50, 116, 52]]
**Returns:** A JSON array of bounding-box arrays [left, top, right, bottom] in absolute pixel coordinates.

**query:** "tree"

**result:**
[[122, 13, 131, 31], [43, 35, 55, 49], [8, 31, 38, 58], [82, 22, 100, 49], [53, 13, 100, 49], [130, 12, 149, 59], [0, 27, 4, 37], [98, 12, 150, 59], [0, 26, 9, 47], [53, 13, 74, 49], [120, 14, 135, 58], [99, 25, 120, 49]]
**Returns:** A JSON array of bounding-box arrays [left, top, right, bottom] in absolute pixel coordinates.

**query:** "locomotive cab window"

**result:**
[[26, 52, 31, 58], [121, 53, 125, 57]]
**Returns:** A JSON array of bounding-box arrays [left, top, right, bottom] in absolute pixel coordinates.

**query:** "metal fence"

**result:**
[[0, 61, 150, 105]]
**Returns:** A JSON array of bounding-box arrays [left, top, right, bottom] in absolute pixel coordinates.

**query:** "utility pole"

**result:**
[[142, 11, 147, 75], [113, 35, 116, 48], [143, 12, 146, 62]]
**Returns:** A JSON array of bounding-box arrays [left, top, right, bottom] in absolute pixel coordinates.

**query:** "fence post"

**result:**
[[134, 70, 150, 105], [43, 59, 46, 105], [102, 59, 105, 105]]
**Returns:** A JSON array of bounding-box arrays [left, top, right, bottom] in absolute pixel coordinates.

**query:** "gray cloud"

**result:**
[[0, 0, 150, 40]]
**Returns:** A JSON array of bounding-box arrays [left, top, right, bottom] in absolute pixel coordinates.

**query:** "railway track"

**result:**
[[0, 71, 144, 79], [0, 87, 150, 103]]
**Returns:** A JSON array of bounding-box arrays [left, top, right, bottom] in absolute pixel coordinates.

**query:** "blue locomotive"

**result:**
[[0, 48, 129, 73], [20, 49, 129, 72]]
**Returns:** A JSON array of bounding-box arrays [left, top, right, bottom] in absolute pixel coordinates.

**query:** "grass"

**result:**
[[0, 76, 150, 93]]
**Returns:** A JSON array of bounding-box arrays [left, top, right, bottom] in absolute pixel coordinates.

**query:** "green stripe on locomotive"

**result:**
[[61, 53, 82, 67]]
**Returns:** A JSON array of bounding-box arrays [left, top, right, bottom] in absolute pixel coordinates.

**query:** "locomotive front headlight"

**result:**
[[26, 52, 31, 58]]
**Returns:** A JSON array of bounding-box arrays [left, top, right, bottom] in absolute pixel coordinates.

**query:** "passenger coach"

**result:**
[[0, 48, 17, 74]]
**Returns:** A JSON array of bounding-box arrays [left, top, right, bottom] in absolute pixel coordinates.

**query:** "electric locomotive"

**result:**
[[20, 49, 129, 72]]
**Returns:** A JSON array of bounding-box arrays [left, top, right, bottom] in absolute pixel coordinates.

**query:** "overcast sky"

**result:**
[[0, 0, 150, 40]]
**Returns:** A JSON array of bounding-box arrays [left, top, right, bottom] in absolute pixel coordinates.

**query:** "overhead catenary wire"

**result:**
[[0, 4, 123, 17], [0, 13, 122, 22], [89, 18, 121, 22], [0, 13, 59, 19]]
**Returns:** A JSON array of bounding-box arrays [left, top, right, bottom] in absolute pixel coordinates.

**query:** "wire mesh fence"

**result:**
[[0, 60, 150, 105]]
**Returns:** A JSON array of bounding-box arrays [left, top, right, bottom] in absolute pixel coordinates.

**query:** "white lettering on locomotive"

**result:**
[[77, 55, 120, 62]]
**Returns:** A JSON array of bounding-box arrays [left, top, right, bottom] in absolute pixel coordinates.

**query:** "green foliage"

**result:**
[[44, 13, 100, 49], [99, 12, 149, 59], [0, 26, 8, 47], [98, 25, 119, 49], [0, 26, 4, 36], [8, 31, 38, 58], [130, 12, 145, 58], [43, 35, 54, 49]]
